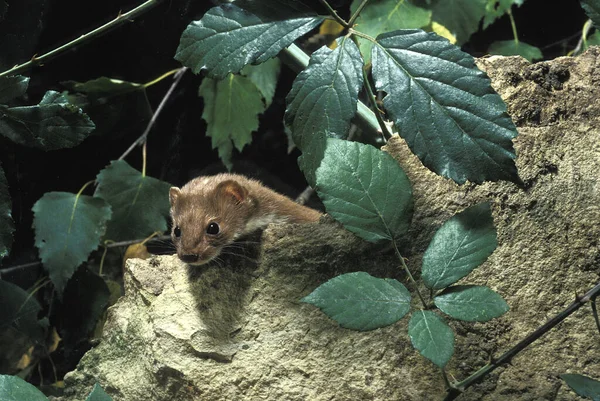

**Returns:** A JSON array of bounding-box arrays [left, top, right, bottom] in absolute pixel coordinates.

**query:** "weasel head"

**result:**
[[169, 179, 256, 265]]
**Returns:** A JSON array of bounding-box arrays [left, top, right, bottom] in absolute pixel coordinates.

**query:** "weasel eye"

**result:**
[[206, 222, 220, 235], [173, 226, 181, 238]]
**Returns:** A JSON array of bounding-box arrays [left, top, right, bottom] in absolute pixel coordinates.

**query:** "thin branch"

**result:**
[[348, 0, 370, 27], [363, 67, 391, 142], [0, 0, 163, 79], [119, 67, 188, 160], [104, 235, 171, 249], [393, 240, 428, 309], [318, 0, 349, 28], [444, 280, 600, 400], [572, 19, 593, 55], [507, 8, 519, 45]]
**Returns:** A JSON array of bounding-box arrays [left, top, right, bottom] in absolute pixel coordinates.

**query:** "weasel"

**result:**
[[169, 173, 321, 265]]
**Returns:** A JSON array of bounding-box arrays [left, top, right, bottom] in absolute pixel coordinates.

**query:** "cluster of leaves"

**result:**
[[0, 375, 111, 401]]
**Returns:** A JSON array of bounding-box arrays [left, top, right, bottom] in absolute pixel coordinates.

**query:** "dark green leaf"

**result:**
[[85, 383, 113, 401], [175, 1, 324, 79], [581, 0, 600, 29], [94, 160, 172, 242], [422, 203, 497, 290], [301, 271, 411, 331], [372, 30, 519, 184], [285, 36, 363, 146], [33, 192, 112, 295], [315, 138, 413, 242], [297, 130, 327, 188], [62, 76, 143, 97], [241, 58, 281, 108], [198, 73, 266, 169], [483, 0, 525, 29], [57, 267, 109, 348], [351, 0, 431, 62], [0, 75, 29, 104], [430, 0, 487, 44], [434, 285, 509, 322], [0, 280, 44, 343], [488, 40, 543, 62], [0, 374, 48, 401], [561, 374, 600, 401], [408, 310, 454, 368], [0, 91, 95, 150], [0, 164, 13, 262]]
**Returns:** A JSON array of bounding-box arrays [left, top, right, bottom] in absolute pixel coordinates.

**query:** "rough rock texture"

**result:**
[[60, 49, 600, 400]]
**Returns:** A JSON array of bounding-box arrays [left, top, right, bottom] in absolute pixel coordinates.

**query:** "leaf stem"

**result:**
[[443, 280, 600, 400], [348, 0, 370, 27], [142, 68, 180, 89], [76, 180, 97, 197], [318, 0, 349, 28], [507, 8, 519, 46], [392, 240, 427, 309], [119, 67, 187, 161], [349, 28, 377, 43], [363, 67, 391, 141], [0, 0, 162, 79], [142, 141, 147, 177]]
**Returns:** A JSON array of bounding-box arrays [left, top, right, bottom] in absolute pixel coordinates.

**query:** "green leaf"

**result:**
[[285, 36, 363, 146], [0, 164, 13, 262], [408, 310, 454, 368], [241, 58, 281, 108], [0, 91, 95, 150], [0, 280, 44, 343], [430, 0, 487, 44], [483, 0, 525, 29], [585, 31, 600, 49], [175, 1, 324, 79], [581, 0, 600, 29], [372, 29, 519, 184], [422, 203, 497, 290], [315, 138, 413, 242], [0, 75, 29, 104], [434, 285, 509, 322], [62, 76, 143, 97], [351, 0, 431, 62], [301, 271, 411, 331], [94, 160, 172, 242], [0, 375, 48, 401], [488, 40, 543, 62], [85, 383, 113, 401], [297, 130, 327, 188], [561, 374, 600, 401], [198, 73, 266, 169], [33, 192, 112, 295], [57, 267, 110, 347]]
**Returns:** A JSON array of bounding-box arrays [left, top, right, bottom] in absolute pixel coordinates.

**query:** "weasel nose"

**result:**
[[180, 254, 199, 264]]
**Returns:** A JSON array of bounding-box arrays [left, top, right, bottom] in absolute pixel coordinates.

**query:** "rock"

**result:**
[[60, 49, 600, 400]]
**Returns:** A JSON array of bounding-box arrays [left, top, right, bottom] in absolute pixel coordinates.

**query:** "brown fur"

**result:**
[[169, 174, 321, 265]]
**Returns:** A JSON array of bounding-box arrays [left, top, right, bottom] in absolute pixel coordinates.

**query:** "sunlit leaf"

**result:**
[[241, 58, 281, 108], [483, 0, 525, 29], [302, 272, 411, 331], [430, 0, 487, 44], [434, 285, 509, 322], [408, 310, 454, 368]]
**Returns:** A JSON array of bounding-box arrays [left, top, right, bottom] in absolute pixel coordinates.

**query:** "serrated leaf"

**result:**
[[434, 285, 508, 322], [297, 130, 327, 188], [175, 1, 324, 79], [483, 0, 525, 29], [0, 90, 95, 150], [561, 374, 600, 401], [241, 58, 281, 108], [0, 75, 29, 104], [198, 73, 265, 169], [86, 383, 113, 401], [62, 76, 143, 97], [431, 0, 487, 44], [302, 271, 411, 331], [0, 164, 13, 262], [0, 280, 44, 344], [285, 36, 363, 147], [315, 138, 413, 242], [581, 0, 600, 29], [351, 0, 431, 62], [372, 29, 519, 184], [33, 192, 112, 295], [422, 203, 497, 290], [488, 40, 542, 62], [408, 310, 454, 368], [94, 160, 172, 242], [0, 374, 48, 401]]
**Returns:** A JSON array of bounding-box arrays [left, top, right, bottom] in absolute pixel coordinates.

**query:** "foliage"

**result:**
[[561, 373, 600, 400], [0, 375, 112, 401]]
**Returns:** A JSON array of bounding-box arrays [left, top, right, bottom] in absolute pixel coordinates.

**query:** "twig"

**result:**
[[347, 0, 370, 27], [444, 280, 600, 400], [0, 0, 162, 79], [318, 0, 348, 28], [118, 67, 188, 160], [104, 235, 171, 249], [572, 19, 593, 55], [0, 261, 42, 278], [393, 240, 427, 309]]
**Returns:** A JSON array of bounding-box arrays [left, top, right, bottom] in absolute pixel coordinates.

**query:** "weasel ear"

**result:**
[[169, 187, 181, 206], [216, 180, 248, 204]]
